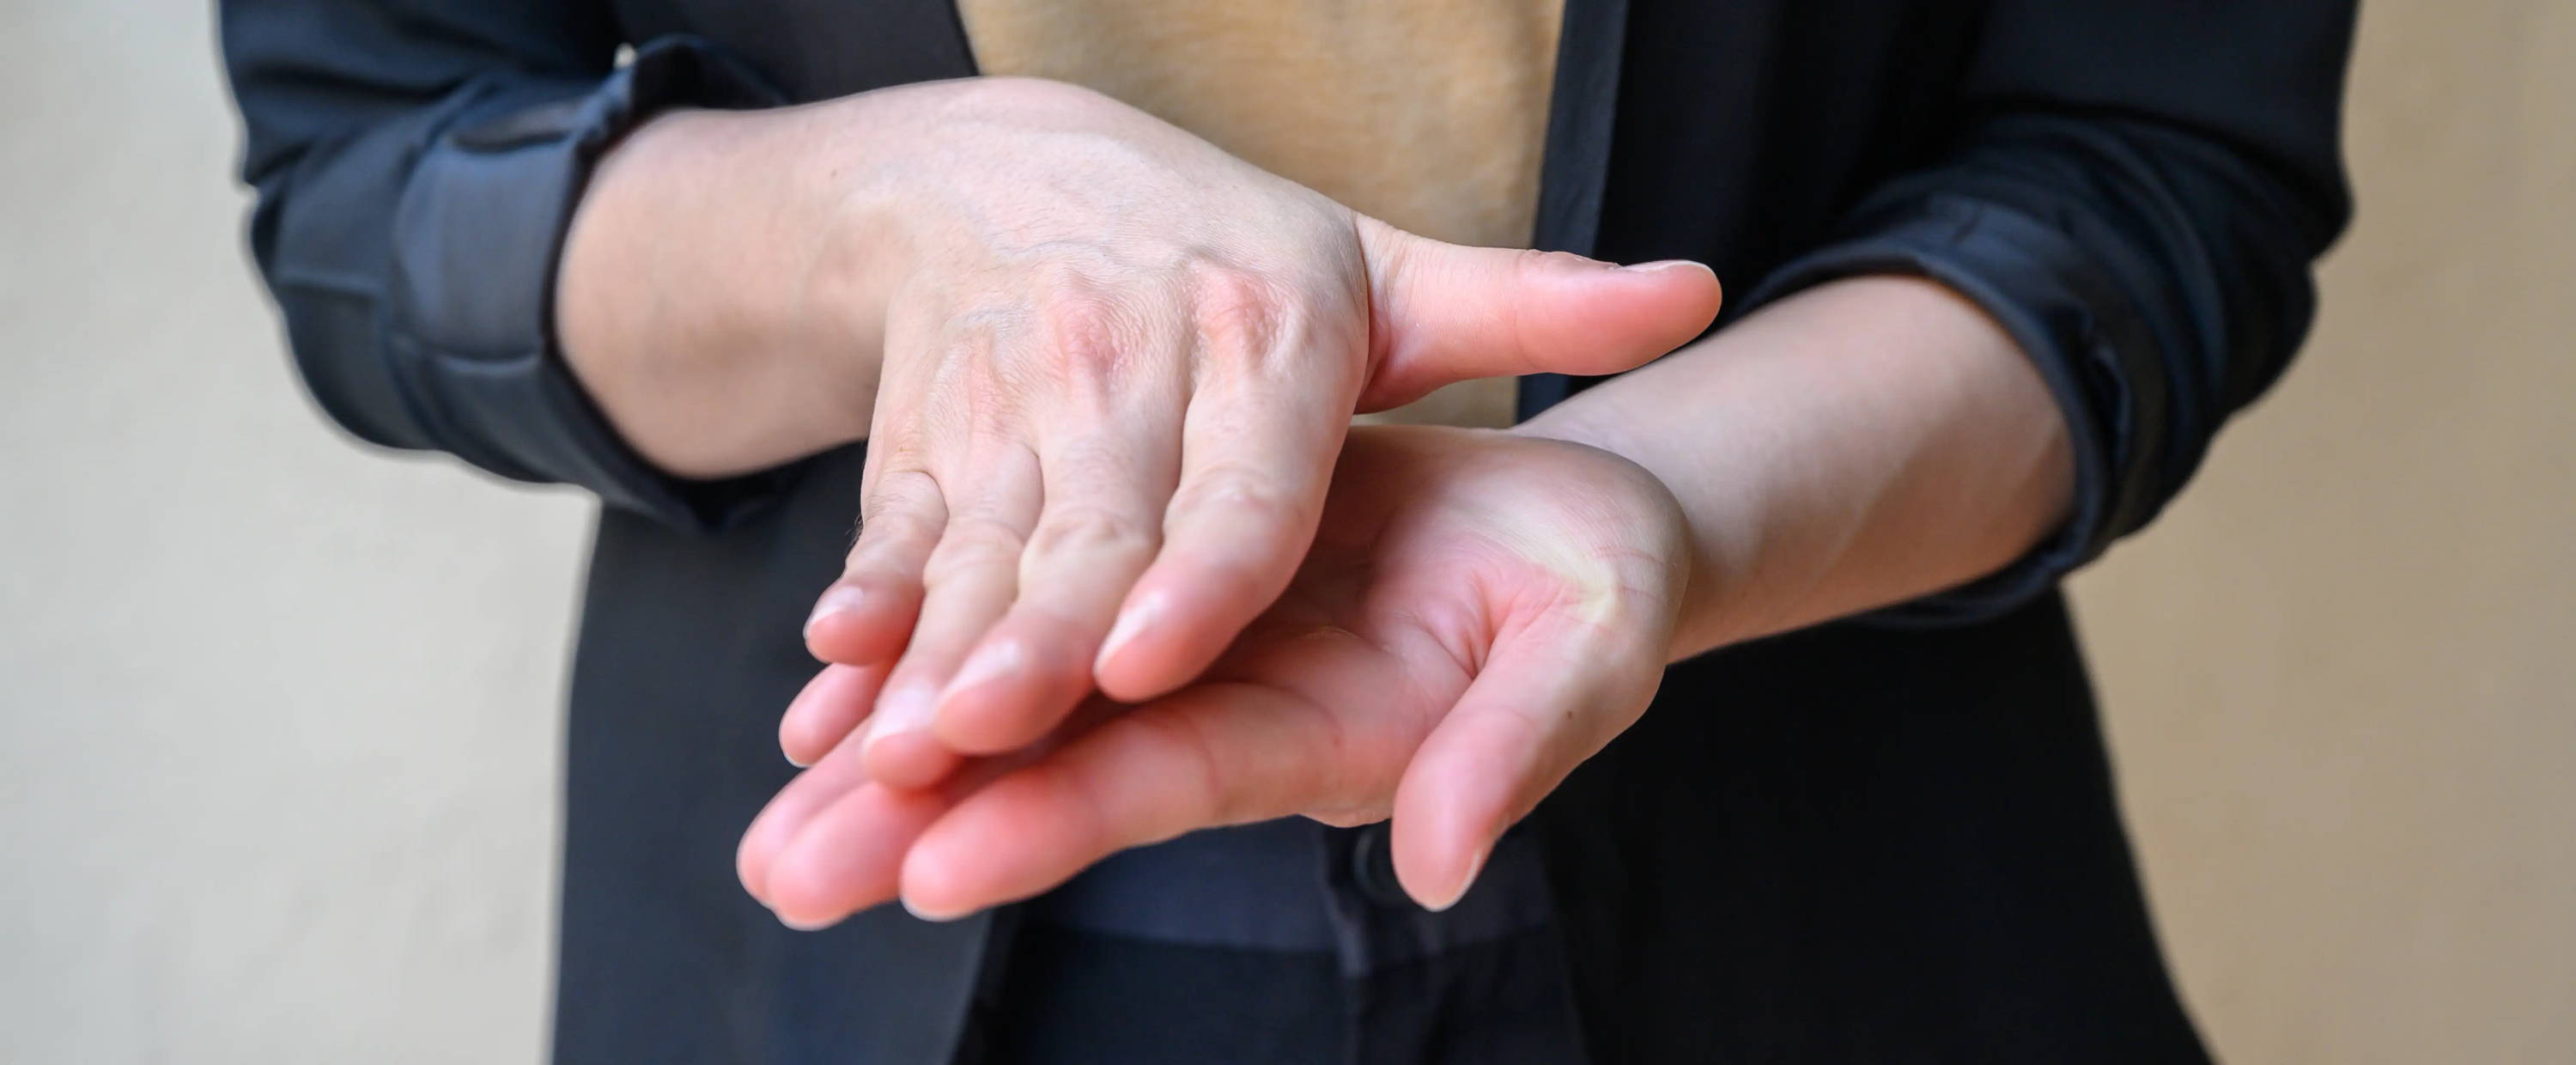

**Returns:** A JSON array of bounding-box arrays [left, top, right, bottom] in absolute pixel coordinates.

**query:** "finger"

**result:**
[[738, 737, 878, 907], [933, 430, 1174, 755], [779, 662, 890, 769], [1354, 216, 1723, 410], [759, 699, 1125, 928], [859, 444, 1042, 789], [1387, 623, 1663, 910], [760, 780, 956, 928], [805, 468, 946, 666], [1091, 386, 1336, 703], [899, 679, 1409, 919]]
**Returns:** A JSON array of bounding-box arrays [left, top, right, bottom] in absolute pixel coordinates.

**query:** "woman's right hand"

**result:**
[[562, 77, 1722, 787]]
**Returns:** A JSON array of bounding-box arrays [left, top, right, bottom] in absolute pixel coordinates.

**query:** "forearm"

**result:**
[[554, 91, 925, 478], [1518, 276, 2075, 659]]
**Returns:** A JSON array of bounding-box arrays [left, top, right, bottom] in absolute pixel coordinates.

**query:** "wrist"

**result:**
[[557, 101, 911, 474], [1502, 419, 1726, 659]]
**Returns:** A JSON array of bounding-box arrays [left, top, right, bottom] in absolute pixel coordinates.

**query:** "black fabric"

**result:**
[[223, 2, 793, 527], [217, 0, 2355, 1062], [1534, 591, 2213, 1063], [1024, 817, 1342, 949], [1595, 0, 2354, 619], [983, 923, 1587, 1065], [981, 928, 1347, 1065]]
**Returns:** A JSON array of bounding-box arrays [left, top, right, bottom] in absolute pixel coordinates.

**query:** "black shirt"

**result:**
[[219, 1, 2355, 1061]]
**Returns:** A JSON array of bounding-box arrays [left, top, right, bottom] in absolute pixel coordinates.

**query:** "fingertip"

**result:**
[[1616, 257, 1719, 285], [1091, 657, 1164, 706], [766, 854, 863, 930], [738, 784, 805, 906], [740, 782, 820, 909], [900, 895, 975, 923], [1389, 786, 1493, 913], [1093, 651, 1194, 705], [899, 772, 1079, 921], [779, 664, 878, 768], [762, 784, 933, 928], [736, 828, 773, 904], [1577, 259, 1723, 367], [864, 728, 962, 791], [1401, 799, 1484, 907], [896, 813, 981, 922], [805, 597, 909, 665], [1387, 723, 1528, 913], [1630, 259, 1725, 325], [931, 630, 1089, 754], [1408, 840, 1489, 913], [1091, 589, 1163, 673], [896, 850, 980, 922], [1091, 586, 1237, 703]]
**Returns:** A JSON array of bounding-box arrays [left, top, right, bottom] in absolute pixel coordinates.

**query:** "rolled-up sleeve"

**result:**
[[1742, 1, 2357, 624], [222, 2, 787, 529]]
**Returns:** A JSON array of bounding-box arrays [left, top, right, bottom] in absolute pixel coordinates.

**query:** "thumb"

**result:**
[[1387, 621, 1665, 911], [1356, 216, 1722, 411]]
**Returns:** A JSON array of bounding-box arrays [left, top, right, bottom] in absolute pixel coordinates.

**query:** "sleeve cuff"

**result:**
[[1738, 193, 2171, 626], [381, 35, 793, 531]]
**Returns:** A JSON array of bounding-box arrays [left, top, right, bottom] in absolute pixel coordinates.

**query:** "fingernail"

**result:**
[[784, 750, 811, 769], [945, 639, 1024, 697], [1616, 259, 1715, 278], [804, 586, 866, 641], [777, 912, 838, 932], [1096, 593, 1163, 671], [1423, 844, 1490, 913], [864, 685, 936, 754], [902, 895, 972, 922]]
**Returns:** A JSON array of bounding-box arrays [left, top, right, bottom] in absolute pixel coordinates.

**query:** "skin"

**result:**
[[552, 62, 2073, 930], [738, 274, 2075, 926], [556, 76, 1724, 793]]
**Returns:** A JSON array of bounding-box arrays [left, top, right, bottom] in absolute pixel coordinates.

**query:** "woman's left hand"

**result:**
[[735, 424, 1691, 925]]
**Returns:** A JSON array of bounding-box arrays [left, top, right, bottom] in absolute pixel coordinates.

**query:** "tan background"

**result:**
[[1, 2, 2567, 1062], [2069, 3, 2576, 1061]]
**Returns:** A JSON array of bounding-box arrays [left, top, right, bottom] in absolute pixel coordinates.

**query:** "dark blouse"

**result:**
[[219, 1, 2355, 1061]]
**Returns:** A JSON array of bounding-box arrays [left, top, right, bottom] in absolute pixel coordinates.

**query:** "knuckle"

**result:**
[[1125, 705, 1233, 823], [1036, 286, 1143, 377], [849, 472, 945, 566], [1024, 505, 1157, 566], [847, 512, 940, 569], [923, 516, 1027, 579], [864, 427, 937, 476], [1516, 248, 1589, 277], [958, 363, 1028, 432], [1188, 265, 1291, 361], [1173, 464, 1303, 526], [860, 469, 939, 517]]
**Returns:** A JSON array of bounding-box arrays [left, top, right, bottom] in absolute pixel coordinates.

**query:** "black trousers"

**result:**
[[978, 922, 1585, 1065]]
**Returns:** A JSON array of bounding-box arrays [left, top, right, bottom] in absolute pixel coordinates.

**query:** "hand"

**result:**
[[782, 78, 1721, 790], [740, 425, 1692, 926]]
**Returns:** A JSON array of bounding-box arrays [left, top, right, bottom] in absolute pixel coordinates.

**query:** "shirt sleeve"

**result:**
[[1738, 0, 2358, 624], [221, 1, 790, 530]]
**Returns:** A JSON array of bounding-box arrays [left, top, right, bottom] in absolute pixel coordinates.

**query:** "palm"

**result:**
[[740, 427, 1687, 925]]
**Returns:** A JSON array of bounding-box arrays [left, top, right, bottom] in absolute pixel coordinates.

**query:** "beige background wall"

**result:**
[[2070, 4, 2576, 1061], [1, 2, 2566, 1062]]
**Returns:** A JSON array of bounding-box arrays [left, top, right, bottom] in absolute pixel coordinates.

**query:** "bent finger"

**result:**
[[806, 469, 946, 666], [934, 429, 1173, 754], [1091, 390, 1338, 703], [779, 662, 890, 769]]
